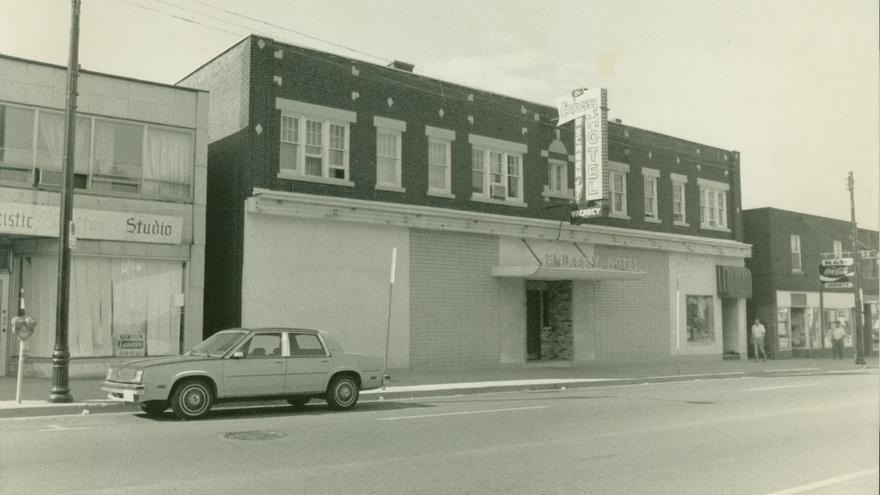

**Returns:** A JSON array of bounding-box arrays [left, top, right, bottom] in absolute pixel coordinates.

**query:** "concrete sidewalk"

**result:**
[[1, 355, 876, 418]]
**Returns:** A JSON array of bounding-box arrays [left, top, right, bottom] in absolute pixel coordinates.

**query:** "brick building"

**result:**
[[0, 54, 208, 377], [743, 208, 879, 359], [180, 35, 751, 370]]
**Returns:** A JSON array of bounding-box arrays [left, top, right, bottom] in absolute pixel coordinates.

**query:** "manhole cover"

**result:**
[[223, 431, 286, 441]]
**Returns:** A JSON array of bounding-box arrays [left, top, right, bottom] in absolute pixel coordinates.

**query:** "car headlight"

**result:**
[[106, 368, 113, 381], [133, 370, 143, 384]]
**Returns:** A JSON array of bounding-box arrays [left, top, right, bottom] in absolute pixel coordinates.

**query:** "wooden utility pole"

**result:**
[[50, 0, 82, 402], [847, 171, 865, 365]]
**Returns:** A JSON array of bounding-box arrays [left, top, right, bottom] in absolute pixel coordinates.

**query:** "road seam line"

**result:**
[[378, 405, 549, 421], [765, 467, 879, 495]]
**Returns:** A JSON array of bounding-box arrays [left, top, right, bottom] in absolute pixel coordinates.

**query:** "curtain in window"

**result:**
[[20, 255, 183, 358], [36, 111, 65, 170], [144, 127, 193, 198], [93, 121, 116, 175]]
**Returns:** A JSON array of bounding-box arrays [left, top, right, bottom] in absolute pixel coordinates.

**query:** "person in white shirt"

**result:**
[[750, 318, 767, 361], [831, 322, 846, 360]]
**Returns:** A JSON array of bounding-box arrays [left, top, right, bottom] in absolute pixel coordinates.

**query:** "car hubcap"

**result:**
[[337, 382, 354, 404], [183, 387, 206, 413]]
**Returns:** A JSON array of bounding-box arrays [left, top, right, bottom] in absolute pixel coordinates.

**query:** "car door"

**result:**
[[222, 332, 286, 398], [283, 332, 334, 395]]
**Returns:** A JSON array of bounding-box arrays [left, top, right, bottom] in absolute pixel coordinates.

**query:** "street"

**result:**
[[1, 370, 877, 495]]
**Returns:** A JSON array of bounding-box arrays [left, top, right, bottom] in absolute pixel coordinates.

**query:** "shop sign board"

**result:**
[[819, 257, 854, 288], [542, 252, 640, 273], [0, 203, 183, 244], [569, 201, 607, 224], [115, 334, 146, 357]]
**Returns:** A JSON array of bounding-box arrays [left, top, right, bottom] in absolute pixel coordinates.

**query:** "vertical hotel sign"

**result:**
[[557, 87, 608, 216]]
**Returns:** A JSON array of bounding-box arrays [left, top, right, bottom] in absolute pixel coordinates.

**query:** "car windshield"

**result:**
[[187, 330, 248, 357]]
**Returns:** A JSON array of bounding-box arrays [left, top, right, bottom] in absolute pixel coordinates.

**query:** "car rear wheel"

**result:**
[[140, 401, 168, 417], [170, 378, 213, 420], [287, 398, 310, 409], [326, 375, 359, 410]]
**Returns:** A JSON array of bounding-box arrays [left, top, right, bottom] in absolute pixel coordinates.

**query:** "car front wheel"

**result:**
[[170, 378, 213, 420], [326, 375, 359, 410]]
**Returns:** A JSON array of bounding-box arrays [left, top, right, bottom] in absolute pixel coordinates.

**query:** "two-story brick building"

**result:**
[[743, 208, 879, 359], [180, 35, 751, 370], [0, 54, 207, 377]]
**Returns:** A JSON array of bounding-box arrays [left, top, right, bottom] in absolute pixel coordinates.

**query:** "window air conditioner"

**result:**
[[489, 184, 507, 199]]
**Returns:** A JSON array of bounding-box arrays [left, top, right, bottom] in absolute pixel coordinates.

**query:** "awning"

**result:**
[[716, 265, 752, 298]]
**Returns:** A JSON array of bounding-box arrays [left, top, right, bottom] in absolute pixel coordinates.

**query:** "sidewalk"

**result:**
[[1, 355, 876, 418]]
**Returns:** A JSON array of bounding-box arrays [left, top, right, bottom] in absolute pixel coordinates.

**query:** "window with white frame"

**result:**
[[791, 234, 802, 272], [642, 168, 659, 221], [672, 178, 687, 224], [548, 159, 567, 195], [428, 138, 451, 193], [376, 129, 401, 187], [698, 179, 729, 229], [426, 126, 454, 196], [607, 161, 629, 217], [276, 98, 355, 184], [469, 134, 526, 204]]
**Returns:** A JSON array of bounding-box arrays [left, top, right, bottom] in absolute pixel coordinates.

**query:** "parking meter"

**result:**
[[12, 316, 36, 404]]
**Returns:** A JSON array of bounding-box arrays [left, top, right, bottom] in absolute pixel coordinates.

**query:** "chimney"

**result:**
[[387, 60, 415, 72]]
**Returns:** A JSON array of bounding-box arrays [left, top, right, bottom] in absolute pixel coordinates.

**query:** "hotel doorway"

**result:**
[[526, 280, 573, 362]]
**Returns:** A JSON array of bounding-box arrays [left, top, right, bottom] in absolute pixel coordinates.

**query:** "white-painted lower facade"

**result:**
[[241, 190, 751, 369]]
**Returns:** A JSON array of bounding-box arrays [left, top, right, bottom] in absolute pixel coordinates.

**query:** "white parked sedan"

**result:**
[[102, 328, 386, 420]]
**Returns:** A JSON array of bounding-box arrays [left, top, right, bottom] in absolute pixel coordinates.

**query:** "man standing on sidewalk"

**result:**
[[831, 321, 846, 360], [751, 318, 767, 362]]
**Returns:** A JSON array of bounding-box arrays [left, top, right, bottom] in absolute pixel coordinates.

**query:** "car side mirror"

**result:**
[[231, 351, 245, 359]]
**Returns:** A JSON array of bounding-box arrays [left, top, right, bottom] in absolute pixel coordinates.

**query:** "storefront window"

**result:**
[[869, 303, 879, 352], [823, 309, 853, 348], [20, 255, 184, 358], [686, 295, 714, 342], [777, 307, 791, 351]]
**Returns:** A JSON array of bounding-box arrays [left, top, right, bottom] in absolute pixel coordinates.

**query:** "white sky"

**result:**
[[1, 0, 877, 229]]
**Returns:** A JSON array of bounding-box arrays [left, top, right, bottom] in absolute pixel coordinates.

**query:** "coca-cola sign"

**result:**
[[819, 258, 854, 285]]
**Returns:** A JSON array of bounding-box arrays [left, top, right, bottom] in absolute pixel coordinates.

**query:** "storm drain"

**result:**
[[223, 431, 286, 441]]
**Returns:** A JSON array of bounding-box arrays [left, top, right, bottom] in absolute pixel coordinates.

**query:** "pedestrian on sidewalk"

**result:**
[[831, 321, 846, 360], [751, 318, 767, 362]]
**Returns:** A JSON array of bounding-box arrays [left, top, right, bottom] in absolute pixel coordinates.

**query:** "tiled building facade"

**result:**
[[181, 36, 751, 370], [0, 55, 208, 377], [743, 208, 879, 359]]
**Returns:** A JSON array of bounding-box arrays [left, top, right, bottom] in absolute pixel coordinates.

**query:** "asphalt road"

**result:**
[[1, 370, 877, 495]]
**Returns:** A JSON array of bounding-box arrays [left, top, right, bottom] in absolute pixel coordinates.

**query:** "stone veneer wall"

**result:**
[[540, 281, 574, 360]]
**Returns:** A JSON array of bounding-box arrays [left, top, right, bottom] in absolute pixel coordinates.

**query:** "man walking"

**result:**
[[831, 321, 846, 360], [751, 318, 767, 362]]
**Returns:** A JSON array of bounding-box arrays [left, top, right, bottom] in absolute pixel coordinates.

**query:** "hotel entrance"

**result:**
[[525, 280, 573, 362]]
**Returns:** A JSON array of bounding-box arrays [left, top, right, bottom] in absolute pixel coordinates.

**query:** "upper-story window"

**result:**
[[276, 98, 355, 187], [671, 173, 688, 226], [833, 240, 843, 256], [698, 178, 729, 230], [426, 126, 455, 197], [791, 234, 802, 272], [548, 159, 568, 195], [469, 134, 527, 206], [0, 103, 193, 200], [642, 168, 659, 222], [374, 116, 406, 191], [607, 161, 629, 218]]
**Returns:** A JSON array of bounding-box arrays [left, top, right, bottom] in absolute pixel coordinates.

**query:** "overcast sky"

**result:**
[[1, 0, 877, 230]]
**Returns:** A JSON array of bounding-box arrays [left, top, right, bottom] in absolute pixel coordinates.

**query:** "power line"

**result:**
[[114, 0, 243, 38]]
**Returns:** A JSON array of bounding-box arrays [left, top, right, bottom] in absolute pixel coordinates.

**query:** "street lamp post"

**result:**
[[50, 0, 82, 402], [847, 172, 865, 365]]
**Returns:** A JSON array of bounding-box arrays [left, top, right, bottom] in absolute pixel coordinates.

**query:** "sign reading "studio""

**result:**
[[0, 203, 183, 245]]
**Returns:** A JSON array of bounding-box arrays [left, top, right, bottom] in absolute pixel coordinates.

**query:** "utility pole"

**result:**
[[847, 171, 865, 365], [50, 0, 82, 402]]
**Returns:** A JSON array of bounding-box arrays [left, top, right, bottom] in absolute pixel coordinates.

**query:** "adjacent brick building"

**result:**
[[180, 35, 751, 369], [743, 208, 879, 359]]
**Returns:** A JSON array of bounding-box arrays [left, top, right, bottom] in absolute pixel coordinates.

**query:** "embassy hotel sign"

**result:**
[[543, 252, 640, 273], [0, 203, 182, 245]]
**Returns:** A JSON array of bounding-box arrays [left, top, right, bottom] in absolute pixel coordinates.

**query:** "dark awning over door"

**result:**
[[716, 265, 752, 298]]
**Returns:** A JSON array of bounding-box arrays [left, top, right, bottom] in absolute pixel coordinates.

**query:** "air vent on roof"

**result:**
[[387, 60, 415, 72]]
